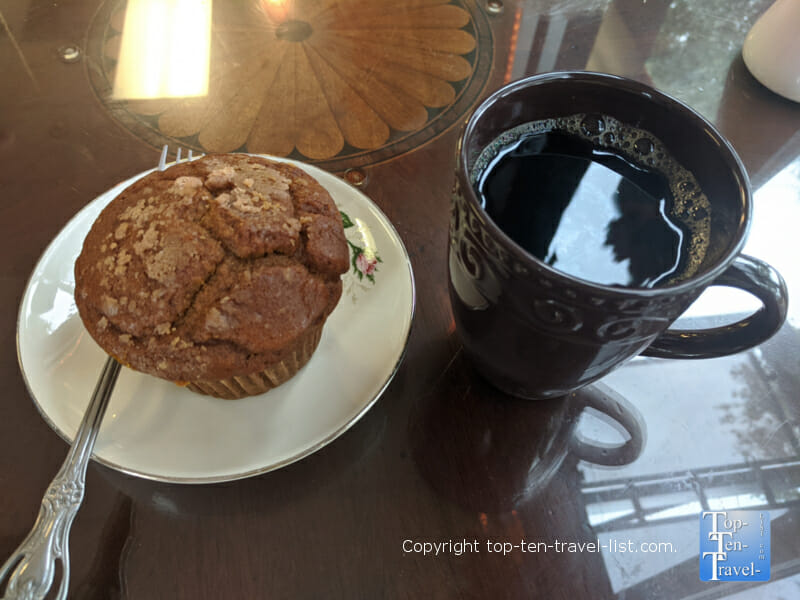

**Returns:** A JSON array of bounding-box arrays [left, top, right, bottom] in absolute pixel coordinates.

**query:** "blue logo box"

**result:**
[[700, 510, 770, 582]]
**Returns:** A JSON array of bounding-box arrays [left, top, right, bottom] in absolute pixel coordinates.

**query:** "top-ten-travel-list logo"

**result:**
[[699, 510, 770, 582]]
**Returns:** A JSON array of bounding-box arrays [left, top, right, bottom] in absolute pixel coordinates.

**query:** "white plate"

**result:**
[[17, 157, 415, 484]]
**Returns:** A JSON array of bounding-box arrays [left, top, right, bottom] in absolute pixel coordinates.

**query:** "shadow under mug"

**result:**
[[449, 71, 788, 400]]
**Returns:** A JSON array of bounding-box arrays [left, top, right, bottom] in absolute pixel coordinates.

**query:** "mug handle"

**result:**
[[642, 254, 788, 359], [569, 384, 645, 467]]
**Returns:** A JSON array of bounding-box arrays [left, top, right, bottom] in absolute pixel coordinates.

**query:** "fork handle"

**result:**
[[0, 357, 121, 600]]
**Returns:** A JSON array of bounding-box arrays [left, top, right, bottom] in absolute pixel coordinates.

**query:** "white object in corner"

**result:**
[[742, 0, 800, 103]]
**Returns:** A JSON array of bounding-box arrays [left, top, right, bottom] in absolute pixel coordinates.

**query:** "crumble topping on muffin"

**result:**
[[74, 154, 349, 398]]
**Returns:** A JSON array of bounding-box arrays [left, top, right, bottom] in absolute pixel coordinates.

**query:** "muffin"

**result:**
[[74, 154, 349, 399]]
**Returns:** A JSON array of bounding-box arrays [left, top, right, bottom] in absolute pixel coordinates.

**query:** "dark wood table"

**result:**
[[2, 1, 799, 598]]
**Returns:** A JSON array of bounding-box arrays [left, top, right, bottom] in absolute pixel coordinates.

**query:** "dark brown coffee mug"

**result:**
[[449, 71, 788, 400]]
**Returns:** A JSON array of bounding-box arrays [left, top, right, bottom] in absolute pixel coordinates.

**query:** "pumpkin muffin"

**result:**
[[74, 154, 349, 399]]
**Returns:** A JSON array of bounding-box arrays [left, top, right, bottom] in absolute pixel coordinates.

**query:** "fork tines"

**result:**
[[158, 145, 201, 171]]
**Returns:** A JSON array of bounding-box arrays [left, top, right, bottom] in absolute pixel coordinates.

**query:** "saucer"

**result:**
[[17, 157, 415, 483]]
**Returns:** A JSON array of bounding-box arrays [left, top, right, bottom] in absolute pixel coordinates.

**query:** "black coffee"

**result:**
[[472, 115, 710, 288]]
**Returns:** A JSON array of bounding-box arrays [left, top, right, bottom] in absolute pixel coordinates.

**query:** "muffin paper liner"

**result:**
[[185, 324, 324, 400]]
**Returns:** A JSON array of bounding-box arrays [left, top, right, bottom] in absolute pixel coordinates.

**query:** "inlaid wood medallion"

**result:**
[[87, 0, 494, 171]]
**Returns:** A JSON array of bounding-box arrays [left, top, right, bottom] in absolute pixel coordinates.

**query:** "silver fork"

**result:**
[[0, 146, 197, 600]]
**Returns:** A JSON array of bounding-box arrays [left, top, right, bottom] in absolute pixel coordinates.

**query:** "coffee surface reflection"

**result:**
[[473, 114, 711, 288]]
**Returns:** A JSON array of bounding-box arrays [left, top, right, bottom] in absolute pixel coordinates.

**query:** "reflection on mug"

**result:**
[[409, 349, 645, 513]]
